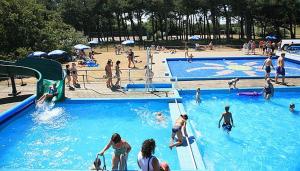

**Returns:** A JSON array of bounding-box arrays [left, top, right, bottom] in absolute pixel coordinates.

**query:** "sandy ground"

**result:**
[[1, 46, 300, 113]]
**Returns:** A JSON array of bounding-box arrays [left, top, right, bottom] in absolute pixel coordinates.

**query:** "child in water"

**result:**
[[155, 112, 166, 123], [290, 103, 295, 112], [195, 88, 201, 103]]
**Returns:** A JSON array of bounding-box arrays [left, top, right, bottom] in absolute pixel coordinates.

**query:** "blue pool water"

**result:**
[[181, 90, 300, 170], [0, 100, 179, 170], [167, 57, 300, 80]]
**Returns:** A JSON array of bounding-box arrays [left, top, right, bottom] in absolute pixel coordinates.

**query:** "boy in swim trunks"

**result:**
[[169, 114, 188, 149], [218, 106, 234, 133], [262, 54, 275, 79], [275, 53, 285, 84]]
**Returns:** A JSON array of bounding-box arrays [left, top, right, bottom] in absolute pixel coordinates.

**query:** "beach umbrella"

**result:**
[[88, 39, 100, 45], [27, 51, 48, 58], [122, 40, 135, 45], [74, 44, 91, 50], [47, 50, 69, 60], [48, 50, 66, 56], [189, 35, 201, 40], [265, 36, 277, 40]]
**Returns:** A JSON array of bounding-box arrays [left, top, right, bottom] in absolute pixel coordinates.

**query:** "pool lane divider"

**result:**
[[0, 95, 36, 124], [169, 102, 205, 170]]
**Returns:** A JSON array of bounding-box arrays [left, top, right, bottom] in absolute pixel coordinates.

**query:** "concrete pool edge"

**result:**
[[177, 86, 300, 94], [0, 95, 36, 124]]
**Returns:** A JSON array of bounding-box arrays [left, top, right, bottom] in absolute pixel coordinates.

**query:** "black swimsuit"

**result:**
[[66, 69, 71, 76]]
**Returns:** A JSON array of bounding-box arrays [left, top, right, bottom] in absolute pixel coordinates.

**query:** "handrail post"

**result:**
[[85, 70, 88, 82], [128, 69, 131, 82]]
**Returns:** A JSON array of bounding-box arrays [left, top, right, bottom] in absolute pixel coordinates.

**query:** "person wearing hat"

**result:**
[[218, 105, 234, 133], [169, 114, 189, 149]]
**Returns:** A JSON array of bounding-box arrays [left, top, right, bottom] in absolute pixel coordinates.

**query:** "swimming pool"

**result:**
[[167, 57, 300, 80], [0, 100, 180, 170], [180, 89, 300, 170]]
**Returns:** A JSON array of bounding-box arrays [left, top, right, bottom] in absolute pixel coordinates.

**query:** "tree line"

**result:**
[[0, 0, 300, 58], [57, 0, 300, 42]]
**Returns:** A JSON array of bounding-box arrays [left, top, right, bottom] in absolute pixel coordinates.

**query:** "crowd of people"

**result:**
[[242, 40, 282, 56]]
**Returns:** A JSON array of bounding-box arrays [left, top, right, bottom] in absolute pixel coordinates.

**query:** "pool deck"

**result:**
[[2, 48, 300, 113]]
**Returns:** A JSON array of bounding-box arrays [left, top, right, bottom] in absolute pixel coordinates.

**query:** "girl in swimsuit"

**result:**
[[66, 65, 71, 87], [71, 63, 78, 86], [99, 133, 131, 170], [114, 60, 122, 88], [169, 114, 189, 149]]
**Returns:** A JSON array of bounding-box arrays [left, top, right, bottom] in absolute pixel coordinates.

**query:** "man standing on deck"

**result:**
[[218, 106, 234, 133], [275, 53, 285, 84]]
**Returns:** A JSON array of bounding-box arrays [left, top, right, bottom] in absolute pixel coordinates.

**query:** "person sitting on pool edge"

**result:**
[[169, 114, 188, 149], [290, 103, 295, 113], [99, 133, 131, 170], [263, 78, 274, 100], [37, 83, 58, 104], [228, 78, 239, 91], [218, 106, 234, 133]]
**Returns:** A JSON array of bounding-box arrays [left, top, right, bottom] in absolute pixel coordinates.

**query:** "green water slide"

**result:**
[[0, 58, 65, 101]]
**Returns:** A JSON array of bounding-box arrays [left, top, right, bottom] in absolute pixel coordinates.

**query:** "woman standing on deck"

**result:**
[[99, 133, 131, 170]]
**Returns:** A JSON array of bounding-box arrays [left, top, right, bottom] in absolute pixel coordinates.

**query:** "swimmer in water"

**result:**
[[290, 103, 295, 112], [195, 88, 201, 103], [155, 112, 165, 123], [218, 106, 234, 133]]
